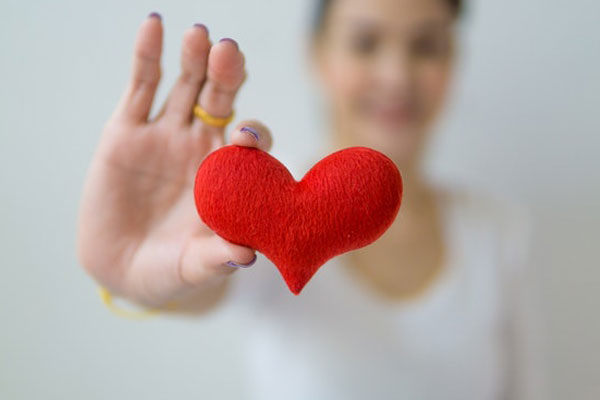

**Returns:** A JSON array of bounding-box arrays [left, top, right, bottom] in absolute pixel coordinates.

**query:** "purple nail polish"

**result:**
[[219, 37, 239, 49], [241, 126, 260, 141], [148, 12, 162, 20], [226, 254, 257, 268], [193, 23, 208, 34]]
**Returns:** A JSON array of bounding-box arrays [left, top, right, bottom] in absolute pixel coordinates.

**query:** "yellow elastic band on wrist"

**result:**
[[193, 104, 234, 127], [97, 286, 178, 320]]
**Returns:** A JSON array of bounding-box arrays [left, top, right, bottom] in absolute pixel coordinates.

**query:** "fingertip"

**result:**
[[136, 13, 163, 58], [211, 37, 242, 59], [147, 11, 162, 21], [182, 24, 211, 62], [218, 237, 257, 266], [193, 23, 209, 35], [208, 38, 245, 86], [225, 253, 257, 269], [219, 37, 238, 50], [143, 12, 163, 35], [241, 126, 260, 141], [230, 120, 273, 151], [186, 22, 209, 42]]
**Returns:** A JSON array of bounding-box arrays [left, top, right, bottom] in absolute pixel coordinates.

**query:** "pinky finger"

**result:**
[[114, 13, 163, 124]]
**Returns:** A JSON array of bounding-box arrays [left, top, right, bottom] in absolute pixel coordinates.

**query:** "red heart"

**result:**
[[194, 145, 403, 295]]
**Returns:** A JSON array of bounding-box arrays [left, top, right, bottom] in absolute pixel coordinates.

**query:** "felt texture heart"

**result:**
[[194, 145, 403, 295]]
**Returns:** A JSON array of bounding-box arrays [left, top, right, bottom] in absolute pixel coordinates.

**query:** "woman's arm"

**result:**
[[76, 14, 274, 313]]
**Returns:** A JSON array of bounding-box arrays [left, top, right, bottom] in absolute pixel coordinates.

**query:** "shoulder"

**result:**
[[437, 183, 532, 267], [440, 184, 530, 235]]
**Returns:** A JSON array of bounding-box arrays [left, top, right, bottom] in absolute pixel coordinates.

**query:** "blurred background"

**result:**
[[0, 0, 598, 398]]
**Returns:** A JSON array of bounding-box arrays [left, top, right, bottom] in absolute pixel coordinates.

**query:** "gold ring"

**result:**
[[193, 104, 234, 127]]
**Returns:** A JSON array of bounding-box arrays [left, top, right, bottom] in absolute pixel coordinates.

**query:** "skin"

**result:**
[[76, 0, 457, 312], [76, 17, 272, 312], [314, 0, 456, 300]]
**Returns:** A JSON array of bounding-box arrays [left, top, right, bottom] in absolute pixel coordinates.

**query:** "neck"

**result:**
[[397, 165, 435, 215], [327, 131, 434, 217]]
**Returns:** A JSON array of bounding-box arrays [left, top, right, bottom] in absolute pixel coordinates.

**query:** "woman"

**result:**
[[76, 0, 544, 398]]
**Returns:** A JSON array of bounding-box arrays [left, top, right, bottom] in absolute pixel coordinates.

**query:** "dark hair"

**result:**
[[313, 0, 464, 34]]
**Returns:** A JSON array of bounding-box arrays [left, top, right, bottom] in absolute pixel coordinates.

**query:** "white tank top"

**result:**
[[222, 187, 545, 400]]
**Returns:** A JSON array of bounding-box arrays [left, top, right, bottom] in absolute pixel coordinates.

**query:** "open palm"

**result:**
[[77, 14, 272, 309]]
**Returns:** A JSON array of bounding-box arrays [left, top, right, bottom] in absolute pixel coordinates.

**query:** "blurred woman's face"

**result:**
[[314, 0, 456, 168]]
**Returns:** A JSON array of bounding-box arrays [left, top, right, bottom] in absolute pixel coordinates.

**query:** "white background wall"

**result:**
[[1, 0, 598, 398]]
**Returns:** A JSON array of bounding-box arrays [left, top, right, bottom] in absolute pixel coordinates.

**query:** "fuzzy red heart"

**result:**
[[194, 145, 403, 295]]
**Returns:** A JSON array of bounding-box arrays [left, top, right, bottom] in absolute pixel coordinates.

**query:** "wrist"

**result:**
[[97, 286, 179, 319]]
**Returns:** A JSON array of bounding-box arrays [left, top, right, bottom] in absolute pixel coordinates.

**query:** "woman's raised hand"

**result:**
[[76, 13, 272, 310]]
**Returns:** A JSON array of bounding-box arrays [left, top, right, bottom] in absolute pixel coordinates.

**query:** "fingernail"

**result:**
[[148, 11, 162, 20], [219, 38, 238, 49], [241, 126, 260, 141], [226, 254, 257, 268], [193, 23, 208, 34]]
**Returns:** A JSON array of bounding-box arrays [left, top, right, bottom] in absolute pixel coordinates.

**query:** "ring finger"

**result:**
[[190, 38, 246, 138]]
